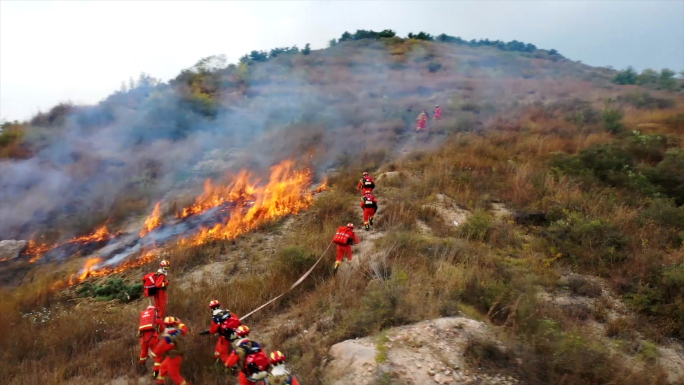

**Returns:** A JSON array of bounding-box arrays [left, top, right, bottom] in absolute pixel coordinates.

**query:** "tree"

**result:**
[[302, 43, 311, 55], [329, 38, 338, 47], [637, 68, 659, 86], [658, 69, 677, 91], [613, 66, 638, 85], [339, 31, 352, 42], [249, 50, 268, 62], [602, 99, 624, 134]]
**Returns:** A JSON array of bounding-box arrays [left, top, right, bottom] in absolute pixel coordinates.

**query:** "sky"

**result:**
[[1, 0, 683, 122]]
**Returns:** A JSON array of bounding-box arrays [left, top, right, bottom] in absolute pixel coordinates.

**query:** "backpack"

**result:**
[[333, 227, 354, 246], [363, 195, 376, 207], [214, 310, 241, 340], [240, 341, 269, 379], [143, 272, 159, 297], [362, 176, 375, 189]]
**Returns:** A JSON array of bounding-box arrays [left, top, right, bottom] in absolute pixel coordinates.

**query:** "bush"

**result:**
[[458, 209, 494, 241], [647, 148, 684, 205], [547, 213, 628, 269], [568, 276, 603, 298], [275, 246, 317, 280], [602, 100, 624, 134], [76, 278, 143, 302]]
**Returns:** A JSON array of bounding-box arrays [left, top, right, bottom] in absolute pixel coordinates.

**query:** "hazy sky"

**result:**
[[1, 0, 683, 122]]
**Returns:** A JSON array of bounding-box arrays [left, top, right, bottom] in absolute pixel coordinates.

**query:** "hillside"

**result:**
[[1, 30, 684, 385]]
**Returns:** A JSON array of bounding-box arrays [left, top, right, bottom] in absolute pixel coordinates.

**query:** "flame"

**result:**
[[140, 202, 163, 237], [177, 171, 257, 218], [26, 225, 112, 263], [51, 159, 328, 290]]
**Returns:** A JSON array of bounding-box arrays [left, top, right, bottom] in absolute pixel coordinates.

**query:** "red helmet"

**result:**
[[163, 316, 179, 326], [209, 300, 220, 309], [362, 172, 368, 176], [347, 223, 354, 228], [160, 260, 170, 268], [235, 325, 250, 337], [270, 350, 286, 365]]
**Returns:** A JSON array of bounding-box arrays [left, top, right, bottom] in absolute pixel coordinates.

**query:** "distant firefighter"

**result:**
[[332, 223, 359, 271], [357, 171, 375, 195], [416, 110, 428, 132], [433, 105, 442, 120], [137, 305, 162, 373], [360, 192, 378, 231], [143, 260, 170, 318]]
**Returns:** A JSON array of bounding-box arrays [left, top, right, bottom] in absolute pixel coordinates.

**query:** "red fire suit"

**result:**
[[434, 107, 442, 120], [138, 307, 161, 368], [209, 311, 241, 367], [361, 194, 378, 227], [152, 329, 187, 385], [226, 341, 267, 385], [334, 227, 359, 264], [417, 113, 427, 132], [153, 272, 169, 319], [357, 176, 375, 195]]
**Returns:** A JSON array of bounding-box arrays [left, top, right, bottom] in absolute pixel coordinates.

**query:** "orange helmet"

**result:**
[[270, 350, 286, 365], [347, 223, 354, 228], [209, 300, 221, 309], [163, 316, 179, 326], [235, 325, 250, 337], [160, 260, 170, 268]]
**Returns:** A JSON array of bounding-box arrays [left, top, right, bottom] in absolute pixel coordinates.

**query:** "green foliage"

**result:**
[[547, 213, 628, 269], [458, 210, 494, 241], [613, 66, 638, 85], [375, 331, 390, 363], [602, 100, 624, 134], [408, 32, 434, 41], [302, 43, 311, 55], [275, 246, 317, 280], [76, 278, 143, 302], [647, 148, 684, 205]]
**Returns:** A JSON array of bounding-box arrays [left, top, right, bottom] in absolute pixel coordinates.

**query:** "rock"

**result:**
[[0, 240, 27, 261], [434, 373, 444, 383]]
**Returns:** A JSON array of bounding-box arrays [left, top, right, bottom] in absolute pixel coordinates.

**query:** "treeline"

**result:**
[[613, 66, 682, 92], [329, 29, 561, 57]]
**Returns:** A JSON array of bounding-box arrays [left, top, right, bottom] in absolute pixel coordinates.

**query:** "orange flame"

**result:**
[[26, 225, 112, 263], [140, 202, 163, 237], [177, 171, 257, 218], [181, 160, 313, 246]]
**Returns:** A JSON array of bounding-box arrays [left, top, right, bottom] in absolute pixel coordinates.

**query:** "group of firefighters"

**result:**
[[139, 262, 299, 385], [137, 171, 383, 384], [416, 104, 443, 132]]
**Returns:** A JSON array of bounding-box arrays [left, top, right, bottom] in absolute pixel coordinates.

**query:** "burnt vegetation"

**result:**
[[1, 29, 684, 385]]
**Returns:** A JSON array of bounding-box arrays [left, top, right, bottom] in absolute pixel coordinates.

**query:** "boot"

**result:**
[[334, 261, 341, 272], [365, 223, 370, 231], [369, 217, 374, 226]]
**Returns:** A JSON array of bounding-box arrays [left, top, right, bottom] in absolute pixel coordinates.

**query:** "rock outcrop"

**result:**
[[0, 240, 27, 261]]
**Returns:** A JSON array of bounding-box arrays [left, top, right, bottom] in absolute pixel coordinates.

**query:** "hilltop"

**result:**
[[1, 30, 684, 385]]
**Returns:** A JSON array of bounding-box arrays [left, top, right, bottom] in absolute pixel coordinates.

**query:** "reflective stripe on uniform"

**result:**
[[139, 324, 154, 330]]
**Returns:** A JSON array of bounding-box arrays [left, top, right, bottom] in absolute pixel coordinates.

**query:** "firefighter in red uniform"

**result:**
[[360, 192, 378, 231], [357, 172, 375, 195], [267, 350, 300, 385], [226, 325, 270, 385], [204, 300, 241, 369], [138, 305, 161, 373], [152, 317, 188, 385], [433, 105, 442, 120], [416, 110, 428, 132], [332, 223, 359, 271], [143, 260, 170, 319]]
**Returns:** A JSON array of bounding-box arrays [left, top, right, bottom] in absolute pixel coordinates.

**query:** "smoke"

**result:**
[[0, 39, 580, 240]]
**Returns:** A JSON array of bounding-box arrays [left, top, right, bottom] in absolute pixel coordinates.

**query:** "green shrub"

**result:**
[[647, 148, 684, 205], [547, 213, 628, 269], [76, 278, 143, 302], [458, 209, 494, 241], [602, 100, 624, 134], [275, 246, 318, 280]]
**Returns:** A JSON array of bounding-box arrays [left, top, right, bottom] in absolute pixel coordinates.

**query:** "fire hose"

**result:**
[[239, 240, 334, 322]]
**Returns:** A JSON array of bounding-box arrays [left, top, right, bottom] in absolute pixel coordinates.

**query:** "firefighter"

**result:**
[[434, 105, 442, 120], [267, 350, 300, 385], [360, 192, 378, 231], [137, 305, 161, 373], [357, 172, 375, 195], [226, 325, 270, 385], [416, 110, 428, 132], [152, 317, 189, 385], [331, 223, 359, 271], [201, 300, 241, 368], [143, 260, 170, 319]]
